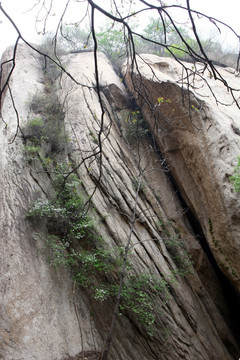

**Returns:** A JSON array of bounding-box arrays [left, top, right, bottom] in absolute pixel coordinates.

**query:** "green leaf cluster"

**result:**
[[230, 156, 240, 192], [27, 167, 170, 335], [27, 166, 93, 239], [23, 144, 41, 163], [28, 93, 66, 153], [164, 234, 193, 275], [125, 111, 148, 140], [118, 274, 169, 335]]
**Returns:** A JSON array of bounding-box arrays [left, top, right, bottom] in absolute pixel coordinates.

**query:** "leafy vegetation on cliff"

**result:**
[[23, 49, 170, 338], [231, 156, 240, 192], [2, 1, 239, 358]]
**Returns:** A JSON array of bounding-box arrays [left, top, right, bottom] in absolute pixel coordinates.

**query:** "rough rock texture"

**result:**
[[0, 46, 103, 360], [123, 55, 240, 293], [0, 45, 240, 360]]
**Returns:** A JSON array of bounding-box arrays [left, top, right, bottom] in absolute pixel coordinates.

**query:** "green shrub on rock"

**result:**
[[125, 111, 148, 140], [230, 156, 240, 192]]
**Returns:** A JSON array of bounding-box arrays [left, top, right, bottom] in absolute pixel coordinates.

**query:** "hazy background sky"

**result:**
[[0, 0, 239, 56]]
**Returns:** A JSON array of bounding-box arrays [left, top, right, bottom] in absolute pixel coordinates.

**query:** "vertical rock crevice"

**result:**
[[171, 170, 240, 351], [1, 45, 240, 359], [144, 128, 240, 357]]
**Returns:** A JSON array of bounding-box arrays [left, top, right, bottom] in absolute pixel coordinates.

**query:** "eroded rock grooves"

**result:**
[[146, 134, 240, 346], [0, 44, 240, 360]]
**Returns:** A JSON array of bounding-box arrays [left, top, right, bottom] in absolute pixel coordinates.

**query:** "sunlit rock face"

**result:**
[[0, 44, 239, 360]]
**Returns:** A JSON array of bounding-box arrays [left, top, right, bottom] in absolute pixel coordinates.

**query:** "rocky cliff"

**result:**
[[0, 44, 240, 360]]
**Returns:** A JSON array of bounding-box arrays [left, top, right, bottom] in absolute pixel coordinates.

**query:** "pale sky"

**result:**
[[0, 0, 239, 56]]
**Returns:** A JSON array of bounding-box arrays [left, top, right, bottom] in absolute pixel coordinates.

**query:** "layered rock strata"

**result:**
[[0, 45, 239, 359]]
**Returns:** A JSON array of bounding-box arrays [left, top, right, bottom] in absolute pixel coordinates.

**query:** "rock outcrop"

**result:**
[[0, 45, 240, 360], [123, 55, 240, 292]]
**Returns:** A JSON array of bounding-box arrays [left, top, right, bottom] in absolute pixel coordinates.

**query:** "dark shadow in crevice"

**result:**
[[149, 136, 240, 354], [169, 167, 240, 339]]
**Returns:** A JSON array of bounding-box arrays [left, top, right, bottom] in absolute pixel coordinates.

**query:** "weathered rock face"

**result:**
[[0, 45, 240, 360], [123, 55, 240, 293], [0, 45, 103, 360]]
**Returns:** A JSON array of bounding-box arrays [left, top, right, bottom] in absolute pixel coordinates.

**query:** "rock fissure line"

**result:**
[[1, 47, 240, 359], [160, 137, 240, 345], [129, 76, 240, 351]]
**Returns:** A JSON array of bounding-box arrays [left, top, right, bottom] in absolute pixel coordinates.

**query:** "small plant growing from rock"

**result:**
[[164, 234, 193, 275], [23, 117, 44, 143], [230, 156, 240, 192], [23, 145, 41, 163], [23, 91, 67, 159], [125, 110, 148, 140], [27, 164, 92, 236]]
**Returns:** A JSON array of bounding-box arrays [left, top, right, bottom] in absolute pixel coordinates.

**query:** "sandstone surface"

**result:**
[[0, 45, 240, 359], [123, 54, 240, 293]]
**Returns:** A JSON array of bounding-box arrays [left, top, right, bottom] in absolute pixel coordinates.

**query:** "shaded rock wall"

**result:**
[[0, 45, 240, 359]]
